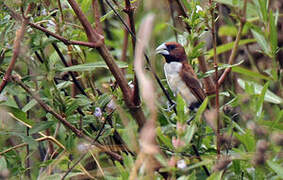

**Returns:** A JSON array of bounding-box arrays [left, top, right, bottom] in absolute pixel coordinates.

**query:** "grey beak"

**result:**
[[156, 43, 169, 55]]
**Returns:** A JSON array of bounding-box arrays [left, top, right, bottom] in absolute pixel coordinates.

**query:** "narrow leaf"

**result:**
[[206, 39, 256, 59], [60, 61, 128, 72], [267, 161, 283, 178], [251, 29, 270, 55], [232, 66, 271, 80], [237, 79, 283, 104]]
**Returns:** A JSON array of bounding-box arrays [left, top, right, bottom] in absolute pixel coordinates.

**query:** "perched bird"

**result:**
[[156, 42, 206, 110]]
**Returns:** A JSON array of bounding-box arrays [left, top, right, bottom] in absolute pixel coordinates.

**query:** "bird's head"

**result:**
[[156, 42, 187, 63]]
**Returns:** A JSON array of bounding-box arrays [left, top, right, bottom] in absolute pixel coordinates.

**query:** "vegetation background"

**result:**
[[0, 0, 282, 179]]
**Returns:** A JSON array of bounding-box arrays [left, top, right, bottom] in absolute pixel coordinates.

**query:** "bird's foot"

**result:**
[[166, 101, 176, 112], [186, 115, 195, 125]]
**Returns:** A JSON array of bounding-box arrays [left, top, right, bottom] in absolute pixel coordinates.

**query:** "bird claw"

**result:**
[[186, 115, 195, 125], [166, 101, 176, 112]]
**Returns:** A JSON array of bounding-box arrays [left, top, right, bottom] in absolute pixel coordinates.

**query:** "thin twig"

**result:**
[[192, 145, 210, 176], [217, 0, 248, 86], [123, 0, 141, 106], [67, 0, 146, 128], [98, 0, 113, 40], [0, 5, 31, 93], [62, 112, 114, 180], [168, 0, 178, 42], [209, 0, 221, 156], [0, 136, 65, 155], [11, 74, 122, 161], [92, 0, 103, 36], [29, 22, 102, 48], [104, 0, 177, 114], [175, 0, 191, 32], [51, 42, 89, 97], [11, 74, 83, 136]]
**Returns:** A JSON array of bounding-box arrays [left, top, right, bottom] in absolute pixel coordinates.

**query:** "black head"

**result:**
[[156, 42, 187, 63]]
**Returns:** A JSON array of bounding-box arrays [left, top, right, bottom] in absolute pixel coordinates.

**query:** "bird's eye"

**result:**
[[167, 44, 176, 51]]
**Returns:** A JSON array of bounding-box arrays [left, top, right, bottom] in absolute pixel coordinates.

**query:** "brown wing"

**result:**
[[179, 62, 206, 102]]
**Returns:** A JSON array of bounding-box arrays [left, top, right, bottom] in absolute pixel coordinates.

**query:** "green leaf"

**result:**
[[114, 161, 128, 179], [206, 39, 256, 59], [176, 94, 186, 123], [218, 25, 237, 37], [269, 10, 278, 55], [187, 159, 211, 171], [214, 0, 257, 18], [20, 134, 37, 149], [207, 171, 223, 180], [0, 156, 7, 171], [256, 82, 269, 117], [194, 97, 208, 122], [22, 99, 38, 112], [237, 79, 283, 104], [30, 121, 55, 134], [232, 66, 271, 80], [56, 81, 73, 90], [65, 100, 80, 116], [251, 29, 270, 55], [3, 105, 34, 126], [184, 124, 196, 144], [271, 110, 283, 129], [234, 130, 255, 152], [60, 61, 128, 72], [204, 60, 245, 77], [156, 127, 174, 149], [267, 161, 283, 178]]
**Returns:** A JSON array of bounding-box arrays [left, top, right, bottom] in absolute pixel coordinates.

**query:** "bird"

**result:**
[[156, 42, 206, 111]]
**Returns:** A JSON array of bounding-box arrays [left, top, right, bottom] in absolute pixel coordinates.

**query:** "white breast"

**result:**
[[164, 62, 198, 106]]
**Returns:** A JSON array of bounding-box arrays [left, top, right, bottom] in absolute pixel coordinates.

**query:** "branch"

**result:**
[[175, 0, 191, 32], [209, 0, 221, 156], [198, 56, 216, 95], [92, 0, 103, 36], [29, 22, 102, 48], [123, 0, 140, 106], [11, 74, 83, 137], [12, 74, 123, 161], [104, 0, 177, 114], [51, 42, 89, 97], [217, 0, 247, 86], [66, 0, 146, 128], [0, 5, 31, 93], [168, 0, 178, 41], [0, 136, 64, 155]]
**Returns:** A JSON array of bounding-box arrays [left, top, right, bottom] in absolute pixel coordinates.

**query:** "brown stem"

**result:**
[[105, 0, 177, 114], [57, 0, 64, 22], [217, 0, 247, 86], [92, 0, 103, 36], [12, 74, 122, 160], [198, 56, 216, 95], [192, 145, 210, 176], [29, 22, 102, 48], [52, 42, 88, 97], [67, 0, 145, 128], [168, 0, 178, 42], [0, 5, 31, 93], [121, 26, 129, 63], [209, 0, 221, 156], [124, 0, 140, 106], [98, 0, 113, 40]]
